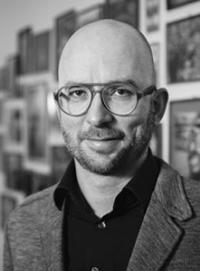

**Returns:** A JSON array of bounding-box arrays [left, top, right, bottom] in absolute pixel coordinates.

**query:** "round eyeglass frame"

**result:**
[[54, 81, 156, 117]]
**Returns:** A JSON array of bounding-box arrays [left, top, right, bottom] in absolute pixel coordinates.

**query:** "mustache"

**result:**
[[79, 127, 125, 140]]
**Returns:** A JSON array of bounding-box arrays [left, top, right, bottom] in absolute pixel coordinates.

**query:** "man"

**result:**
[[4, 20, 200, 270]]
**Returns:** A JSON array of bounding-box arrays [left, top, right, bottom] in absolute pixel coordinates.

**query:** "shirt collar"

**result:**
[[54, 149, 160, 211]]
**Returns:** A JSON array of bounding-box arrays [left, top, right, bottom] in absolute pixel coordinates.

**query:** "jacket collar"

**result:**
[[41, 186, 64, 270], [41, 159, 193, 270], [127, 159, 193, 271]]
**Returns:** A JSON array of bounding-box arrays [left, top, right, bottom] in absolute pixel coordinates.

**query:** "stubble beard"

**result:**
[[61, 110, 155, 175]]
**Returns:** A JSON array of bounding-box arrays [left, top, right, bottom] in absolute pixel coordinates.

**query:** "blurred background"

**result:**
[[0, 0, 200, 267]]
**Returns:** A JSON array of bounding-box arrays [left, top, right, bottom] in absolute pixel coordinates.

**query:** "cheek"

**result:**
[[59, 113, 82, 138], [122, 113, 148, 136]]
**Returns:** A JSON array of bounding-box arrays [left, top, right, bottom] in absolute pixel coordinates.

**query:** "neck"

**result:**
[[75, 151, 148, 218]]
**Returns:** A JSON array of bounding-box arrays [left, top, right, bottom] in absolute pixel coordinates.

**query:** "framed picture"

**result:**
[[7, 54, 19, 93], [0, 135, 4, 172], [31, 172, 52, 194], [47, 91, 64, 145], [25, 83, 49, 164], [104, 0, 139, 27], [77, 5, 104, 28], [167, 15, 200, 83], [55, 10, 77, 76], [17, 27, 33, 74], [0, 190, 24, 230], [150, 124, 162, 158], [167, 0, 198, 10], [170, 99, 200, 181], [2, 153, 23, 189], [151, 43, 160, 85], [50, 145, 72, 182], [34, 31, 50, 72], [4, 99, 26, 153], [145, 0, 160, 32], [0, 65, 9, 90], [0, 93, 5, 127]]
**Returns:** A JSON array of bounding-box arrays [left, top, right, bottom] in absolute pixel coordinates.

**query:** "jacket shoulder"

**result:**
[[7, 185, 56, 227], [183, 177, 200, 206]]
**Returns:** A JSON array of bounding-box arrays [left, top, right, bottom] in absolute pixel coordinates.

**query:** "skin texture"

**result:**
[[56, 19, 168, 216]]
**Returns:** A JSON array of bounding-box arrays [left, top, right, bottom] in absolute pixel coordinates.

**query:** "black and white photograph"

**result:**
[[170, 99, 200, 180], [104, 0, 139, 27], [167, 0, 198, 10], [25, 83, 48, 162], [4, 99, 26, 152], [145, 0, 160, 32], [1, 0, 200, 269], [167, 15, 200, 83], [55, 10, 77, 74]]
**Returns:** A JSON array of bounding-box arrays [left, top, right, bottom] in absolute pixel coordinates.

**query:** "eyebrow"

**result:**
[[62, 79, 139, 87]]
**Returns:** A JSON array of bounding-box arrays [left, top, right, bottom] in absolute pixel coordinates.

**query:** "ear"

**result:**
[[151, 88, 168, 124], [53, 92, 62, 122]]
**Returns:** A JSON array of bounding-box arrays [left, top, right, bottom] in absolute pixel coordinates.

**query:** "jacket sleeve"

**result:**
[[3, 222, 13, 271]]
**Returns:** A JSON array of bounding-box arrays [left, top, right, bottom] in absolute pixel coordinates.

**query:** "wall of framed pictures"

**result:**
[[142, 0, 200, 170], [1, 0, 200, 263]]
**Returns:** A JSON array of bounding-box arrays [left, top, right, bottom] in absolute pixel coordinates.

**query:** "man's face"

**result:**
[[57, 26, 156, 175]]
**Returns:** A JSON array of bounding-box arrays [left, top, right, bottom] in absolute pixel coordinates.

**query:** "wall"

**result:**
[[0, 0, 104, 66]]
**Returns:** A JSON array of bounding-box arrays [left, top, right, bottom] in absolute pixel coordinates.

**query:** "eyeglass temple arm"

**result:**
[[54, 91, 68, 101], [138, 85, 157, 99]]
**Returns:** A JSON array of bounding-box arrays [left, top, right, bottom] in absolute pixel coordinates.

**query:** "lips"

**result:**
[[84, 137, 122, 154], [79, 128, 125, 141]]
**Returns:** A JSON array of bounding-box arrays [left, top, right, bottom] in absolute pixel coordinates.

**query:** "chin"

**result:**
[[75, 151, 121, 175]]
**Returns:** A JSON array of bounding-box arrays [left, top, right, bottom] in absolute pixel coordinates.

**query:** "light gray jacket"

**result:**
[[3, 160, 200, 270]]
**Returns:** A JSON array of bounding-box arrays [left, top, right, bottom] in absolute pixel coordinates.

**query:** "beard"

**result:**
[[61, 109, 155, 175]]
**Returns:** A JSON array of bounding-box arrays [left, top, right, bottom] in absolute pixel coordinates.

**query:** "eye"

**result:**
[[114, 87, 134, 96], [106, 86, 135, 100], [60, 86, 90, 103], [68, 87, 88, 98]]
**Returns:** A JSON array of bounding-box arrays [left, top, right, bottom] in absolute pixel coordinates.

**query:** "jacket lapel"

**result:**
[[127, 160, 193, 271], [41, 189, 64, 271]]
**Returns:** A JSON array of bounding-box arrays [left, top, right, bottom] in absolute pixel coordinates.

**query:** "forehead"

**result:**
[[58, 24, 154, 87]]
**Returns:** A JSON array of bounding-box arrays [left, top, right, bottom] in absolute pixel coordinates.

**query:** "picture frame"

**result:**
[[103, 0, 139, 27], [0, 65, 9, 91], [0, 93, 5, 128], [2, 153, 24, 190], [77, 4, 104, 28], [55, 10, 77, 76], [7, 54, 19, 93], [25, 83, 49, 165], [170, 99, 200, 181], [0, 135, 4, 172], [34, 31, 50, 72], [31, 172, 52, 194], [17, 27, 33, 74], [50, 144, 72, 182], [145, 0, 160, 32], [150, 43, 160, 86], [47, 91, 64, 145], [167, 15, 200, 83], [167, 0, 198, 10], [150, 124, 162, 158], [4, 99, 26, 153]]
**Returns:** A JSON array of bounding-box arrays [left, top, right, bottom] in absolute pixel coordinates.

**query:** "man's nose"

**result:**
[[85, 93, 114, 126]]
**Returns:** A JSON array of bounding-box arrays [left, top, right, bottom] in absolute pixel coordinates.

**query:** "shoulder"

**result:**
[[158, 158, 200, 211], [183, 177, 200, 206], [7, 185, 57, 229]]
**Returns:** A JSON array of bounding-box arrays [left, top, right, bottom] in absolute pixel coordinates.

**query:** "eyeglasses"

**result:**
[[54, 80, 156, 117]]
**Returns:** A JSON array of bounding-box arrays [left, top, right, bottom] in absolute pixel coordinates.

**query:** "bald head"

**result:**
[[58, 19, 155, 88]]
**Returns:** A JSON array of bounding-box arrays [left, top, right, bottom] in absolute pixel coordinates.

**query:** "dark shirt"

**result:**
[[54, 150, 160, 271]]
